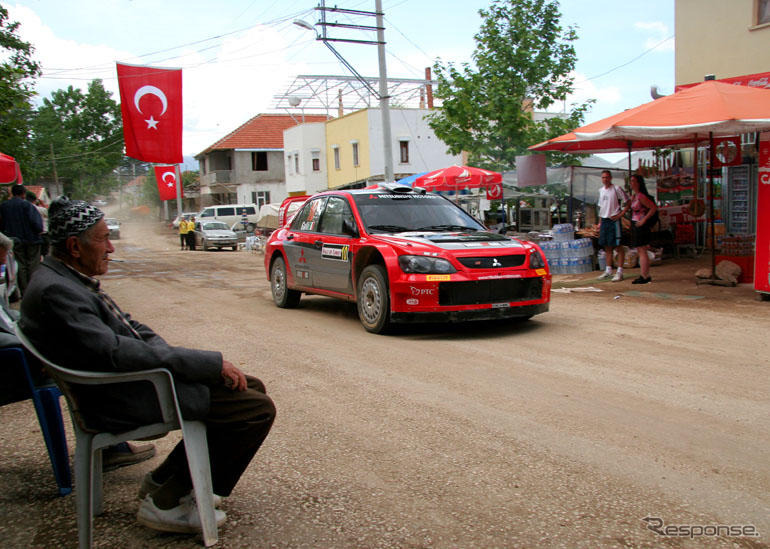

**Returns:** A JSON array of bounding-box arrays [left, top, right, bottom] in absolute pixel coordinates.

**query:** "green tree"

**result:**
[[29, 80, 124, 199], [0, 5, 40, 165], [427, 0, 593, 171]]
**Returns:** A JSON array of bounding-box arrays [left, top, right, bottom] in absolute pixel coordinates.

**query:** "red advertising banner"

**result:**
[[154, 165, 182, 201], [486, 181, 503, 200], [755, 134, 770, 293], [117, 63, 183, 163], [675, 71, 770, 92]]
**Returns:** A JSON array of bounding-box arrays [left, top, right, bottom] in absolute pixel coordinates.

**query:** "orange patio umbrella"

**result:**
[[0, 152, 23, 184], [529, 80, 770, 281], [529, 80, 770, 153]]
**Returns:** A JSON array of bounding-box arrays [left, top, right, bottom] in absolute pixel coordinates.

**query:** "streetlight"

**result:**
[[293, 1, 394, 183]]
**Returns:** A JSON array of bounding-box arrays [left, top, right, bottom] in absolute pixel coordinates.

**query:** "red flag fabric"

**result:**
[[117, 63, 182, 163], [154, 165, 182, 201]]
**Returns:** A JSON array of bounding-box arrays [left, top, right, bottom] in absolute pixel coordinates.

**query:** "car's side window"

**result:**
[[201, 208, 214, 218], [218, 207, 235, 217], [290, 198, 327, 233], [318, 197, 353, 235]]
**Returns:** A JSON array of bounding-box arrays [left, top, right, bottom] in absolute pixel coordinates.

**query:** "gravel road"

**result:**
[[1, 218, 767, 548]]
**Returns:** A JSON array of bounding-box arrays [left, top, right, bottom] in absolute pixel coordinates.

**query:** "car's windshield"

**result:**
[[203, 222, 229, 231], [353, 193, 485, 234]]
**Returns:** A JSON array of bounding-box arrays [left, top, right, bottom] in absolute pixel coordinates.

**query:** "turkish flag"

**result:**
[[117, 63, 182, 163], [154, 165, 182, 201]]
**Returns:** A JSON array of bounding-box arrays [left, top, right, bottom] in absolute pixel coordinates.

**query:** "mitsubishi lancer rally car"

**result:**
[[264, 183, 550, 333]]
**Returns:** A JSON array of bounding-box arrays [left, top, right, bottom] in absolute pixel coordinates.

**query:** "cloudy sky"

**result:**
[[6, 0, 674, 157]]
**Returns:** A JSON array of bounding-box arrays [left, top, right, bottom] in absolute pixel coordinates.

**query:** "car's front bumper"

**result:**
[[391, 302, 548, 323]]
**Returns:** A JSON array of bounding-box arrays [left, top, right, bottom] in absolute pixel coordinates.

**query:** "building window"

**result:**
[[312, 151, 320, 172], [759, 0, 770, 24], [251, 191, 271, 208], [252, 151, 268, 171], [399, 140, 409, 163], [294, 154, 300, 174], [352, 142, 359, 167], [333, 146, 340, 170]]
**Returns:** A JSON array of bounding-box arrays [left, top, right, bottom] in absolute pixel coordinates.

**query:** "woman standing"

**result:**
[[628, 174, 658, 284]]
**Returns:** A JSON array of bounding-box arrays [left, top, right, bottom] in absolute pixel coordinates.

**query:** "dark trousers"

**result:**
[[186, 232, 196, 251], [15, 242, 41, 296], [180, 234, 186, 249], [152, 376, 275, 502]]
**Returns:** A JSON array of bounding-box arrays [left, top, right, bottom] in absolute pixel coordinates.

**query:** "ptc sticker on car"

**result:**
[[321, 244, 350, 261]]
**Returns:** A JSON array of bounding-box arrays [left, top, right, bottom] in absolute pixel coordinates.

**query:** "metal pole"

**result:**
[[375, 0, 393, 183], [175, 164, 183, 218]]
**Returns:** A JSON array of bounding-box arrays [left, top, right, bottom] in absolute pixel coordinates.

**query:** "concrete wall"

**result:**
[[326, 110, 371, 189], [284, 123, 328, 195], [675, 0, 770, 85], [368, 108, 461, 180]]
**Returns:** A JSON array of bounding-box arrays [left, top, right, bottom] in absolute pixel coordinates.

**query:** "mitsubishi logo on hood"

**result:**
[[492, 258, 502, 267]]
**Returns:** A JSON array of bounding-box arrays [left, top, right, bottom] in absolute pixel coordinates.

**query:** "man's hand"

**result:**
[[221, 360, 247, 391]]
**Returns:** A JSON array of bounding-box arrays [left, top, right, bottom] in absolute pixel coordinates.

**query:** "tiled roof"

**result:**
[[198, 113, 330, 156]]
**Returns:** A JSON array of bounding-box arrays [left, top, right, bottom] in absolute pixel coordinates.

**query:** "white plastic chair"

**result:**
[[15, 325, 219, 548]]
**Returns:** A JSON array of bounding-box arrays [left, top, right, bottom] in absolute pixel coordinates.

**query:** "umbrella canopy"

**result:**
[[395, 171, 429, 187], [0, 152, 23, 184], [413, 165, 502, 192], [529, 80, 770, 153]]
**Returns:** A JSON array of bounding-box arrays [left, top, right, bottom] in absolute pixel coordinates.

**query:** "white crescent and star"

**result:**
[[162, 171, 176, 188], [134, 85, 168, 131]]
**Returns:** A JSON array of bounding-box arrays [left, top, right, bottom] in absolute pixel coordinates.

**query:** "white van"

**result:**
[[197, 204, 259, 231]]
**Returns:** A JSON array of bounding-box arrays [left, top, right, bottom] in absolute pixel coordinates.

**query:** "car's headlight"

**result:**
[[398, 255, 456, 274], [529, 249, 545, 269]]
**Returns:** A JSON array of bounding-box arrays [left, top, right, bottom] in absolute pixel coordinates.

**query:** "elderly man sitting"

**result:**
[[19, 198, 275, 534]]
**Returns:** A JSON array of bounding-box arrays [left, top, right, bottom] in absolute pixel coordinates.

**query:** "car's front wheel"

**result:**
[[271, 256, 301, 308], [357, 265, 391, 334]]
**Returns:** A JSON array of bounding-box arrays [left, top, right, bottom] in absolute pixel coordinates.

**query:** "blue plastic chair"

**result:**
[[0, 346, 72, 496]]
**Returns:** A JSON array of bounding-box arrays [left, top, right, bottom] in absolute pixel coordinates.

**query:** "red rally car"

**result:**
[[264, 183, 551, 333]]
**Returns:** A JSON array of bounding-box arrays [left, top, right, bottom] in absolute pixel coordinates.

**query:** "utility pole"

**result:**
[[299, 1, 394, 182], [375, 0, 393, 182], [50, 143, 60, 196]]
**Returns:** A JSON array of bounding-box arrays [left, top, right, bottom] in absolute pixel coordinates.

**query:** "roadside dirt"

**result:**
[[1, 217, 767, 548]]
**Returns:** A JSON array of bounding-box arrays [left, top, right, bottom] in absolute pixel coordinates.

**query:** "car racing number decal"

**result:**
[[321, 244, 350, 261]]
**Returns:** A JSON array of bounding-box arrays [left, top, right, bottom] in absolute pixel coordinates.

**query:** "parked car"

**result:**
[[105, 218, 121, 239], [171, 212, 198, 229], [197, 204, 259, 231], [264, 183, 551, 334], [194, 220, 238, 251]]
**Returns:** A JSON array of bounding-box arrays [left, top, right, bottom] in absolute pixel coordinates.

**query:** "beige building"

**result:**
[[675, 0, 770, 86]]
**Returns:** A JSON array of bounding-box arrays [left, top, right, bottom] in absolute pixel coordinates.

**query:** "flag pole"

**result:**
[[175, 163, 183, 218]]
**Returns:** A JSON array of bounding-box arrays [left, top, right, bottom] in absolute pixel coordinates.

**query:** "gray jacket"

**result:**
[[19, 256, 223, 431]]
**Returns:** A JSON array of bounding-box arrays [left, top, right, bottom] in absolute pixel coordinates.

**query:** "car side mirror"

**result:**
[[342, 218, 359, 237]]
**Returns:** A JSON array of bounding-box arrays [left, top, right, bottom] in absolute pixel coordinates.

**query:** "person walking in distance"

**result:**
[[186, 216, 197, 251], [596, 170, 629, 282], [0, 184, 43, 295], [178, 216, 188, 250]]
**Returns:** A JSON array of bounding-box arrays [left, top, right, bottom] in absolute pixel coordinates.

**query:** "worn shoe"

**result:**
[[632, 276, 651, 284], [102, 442, 156, 472], [611, 271, 624, 282], [597, 271, 613, 280], [138, 473, 223, 507], [137, 494, 226, 534]]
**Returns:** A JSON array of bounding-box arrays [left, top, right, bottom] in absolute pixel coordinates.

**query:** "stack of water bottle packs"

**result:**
[[540, 224, 594, 275]]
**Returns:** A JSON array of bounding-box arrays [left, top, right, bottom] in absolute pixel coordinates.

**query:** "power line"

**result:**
[[578, 35, 674, 83]]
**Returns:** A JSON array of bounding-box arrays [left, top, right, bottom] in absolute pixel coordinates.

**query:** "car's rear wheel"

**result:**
[[271, 256, 301, 308], [357, 264, 391, 334]]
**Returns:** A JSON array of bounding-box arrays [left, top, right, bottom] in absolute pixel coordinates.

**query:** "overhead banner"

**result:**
[[154, 165, 182, 201], [117, 63, 182, 163]]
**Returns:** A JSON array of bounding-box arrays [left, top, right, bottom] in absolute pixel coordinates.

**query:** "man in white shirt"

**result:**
[[596, 170, 629, 281]]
